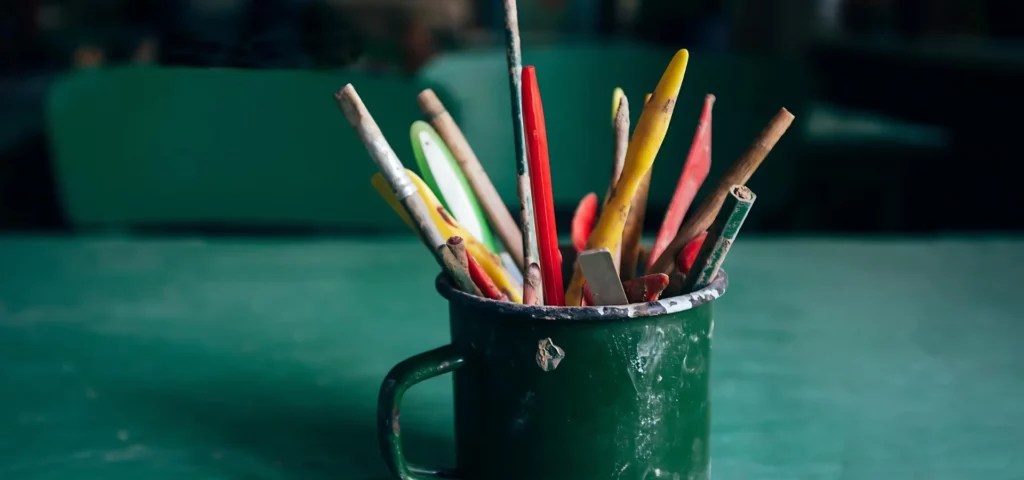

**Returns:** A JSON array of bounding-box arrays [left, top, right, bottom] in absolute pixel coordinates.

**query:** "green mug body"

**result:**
[[378, 254, 728, 480]]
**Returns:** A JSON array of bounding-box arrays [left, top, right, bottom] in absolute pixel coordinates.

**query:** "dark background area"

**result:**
[[2, 0, 1023, 235]]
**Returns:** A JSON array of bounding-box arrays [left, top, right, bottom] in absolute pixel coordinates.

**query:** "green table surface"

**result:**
[[2, 235, 1023, 479]]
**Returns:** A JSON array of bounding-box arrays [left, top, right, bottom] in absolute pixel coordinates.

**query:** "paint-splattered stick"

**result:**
[[335, 84, 477, 294], [449, 236, 507, 301], [605, 94, 631, 273], [603, 95, 630, 210], [618, 92, 654, 279], [439, 244, 484, 296], [418, 89, 525, 270], [447, 236, 470, 271], [677, 185, 755, 295], [564, 50, 689, 306], [619, 166, 652, 282], [502, 0, 541, 305], [649, 94, 715, 269], [523, 263, 542, 305], [649, 107, 792, 276]]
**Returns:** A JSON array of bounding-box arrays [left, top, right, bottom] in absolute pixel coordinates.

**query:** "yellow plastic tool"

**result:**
[[564, 49, 689, 305], [372, 172, 524, 304]]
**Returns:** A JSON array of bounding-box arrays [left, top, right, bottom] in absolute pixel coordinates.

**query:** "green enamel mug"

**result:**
[[377, 250, 728, 480]]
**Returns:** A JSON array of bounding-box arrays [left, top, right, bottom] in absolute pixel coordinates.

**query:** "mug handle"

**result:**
[[378, 344, 465, 480]]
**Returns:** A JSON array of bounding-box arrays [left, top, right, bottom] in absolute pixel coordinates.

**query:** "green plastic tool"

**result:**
[[411, 121, 497, 252]]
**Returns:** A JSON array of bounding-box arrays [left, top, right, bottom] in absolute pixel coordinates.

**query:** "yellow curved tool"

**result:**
[[372, 171, 524, 304], [565, 49, 689, 306]]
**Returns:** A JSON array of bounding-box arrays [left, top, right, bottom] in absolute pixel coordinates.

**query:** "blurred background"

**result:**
[[2, 0, 1021, 236]]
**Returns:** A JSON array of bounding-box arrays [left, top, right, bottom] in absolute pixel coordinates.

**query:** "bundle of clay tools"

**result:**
[[335, 0, 794, 308]]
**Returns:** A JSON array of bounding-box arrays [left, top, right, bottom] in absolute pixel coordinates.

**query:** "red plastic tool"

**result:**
[[522, 66, 564, 306], [649, 94, 715, 269]]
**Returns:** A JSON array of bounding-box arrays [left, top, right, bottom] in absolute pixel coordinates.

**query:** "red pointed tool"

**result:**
[[649, 94, 715, 269], [572, 193, 598, 253], [522, 66, 564, 306]]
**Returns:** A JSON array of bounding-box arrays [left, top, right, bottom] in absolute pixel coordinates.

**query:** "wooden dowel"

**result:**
[[649, 107, 794, 275], [523, 263, 542, 306], [603, 95, 630, 210], [619, 167, 651, 281], [447, 236, 470, 271], [418, 89, 525, 270], [438, 244, 483, 296], [450, 236, 507, 301], [501, 0, 541, 304], [677, 185, 755, 294]]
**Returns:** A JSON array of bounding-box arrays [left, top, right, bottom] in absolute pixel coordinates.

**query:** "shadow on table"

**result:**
[[129, 386, 450, 480], [39, 324, 451, 480]]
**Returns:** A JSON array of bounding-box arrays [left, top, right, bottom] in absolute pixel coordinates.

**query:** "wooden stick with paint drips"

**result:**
[[449, 236, 506, 301], [501, 0, 541, 305], [418, 89, 525, 271], [619, 93, 654, 281], [603, 94, 629, 210], [648, 107, 794, 276], [334, 84, 479, 296], [563, 50, 690, 306]]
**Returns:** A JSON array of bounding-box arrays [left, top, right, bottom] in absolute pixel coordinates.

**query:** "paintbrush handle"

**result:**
[[335, 84, 447, 252], [564, 49, 690, 305], [502, 0, 541, 305], [418, 89, 526, 271], [649, 107, 794, 276]]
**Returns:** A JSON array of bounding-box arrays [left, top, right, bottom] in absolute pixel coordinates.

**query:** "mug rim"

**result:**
[[435, 269, 728, 321]]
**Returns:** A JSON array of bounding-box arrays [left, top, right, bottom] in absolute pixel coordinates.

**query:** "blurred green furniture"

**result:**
[[46, 43, 809, 230], [47, 66, 446, 230]]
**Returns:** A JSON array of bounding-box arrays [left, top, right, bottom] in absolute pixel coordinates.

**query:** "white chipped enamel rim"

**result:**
[[436, 269, 727, 322]]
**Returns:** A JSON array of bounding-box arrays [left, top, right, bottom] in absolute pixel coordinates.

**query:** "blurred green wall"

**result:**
[[45, 42, 810, 231]]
